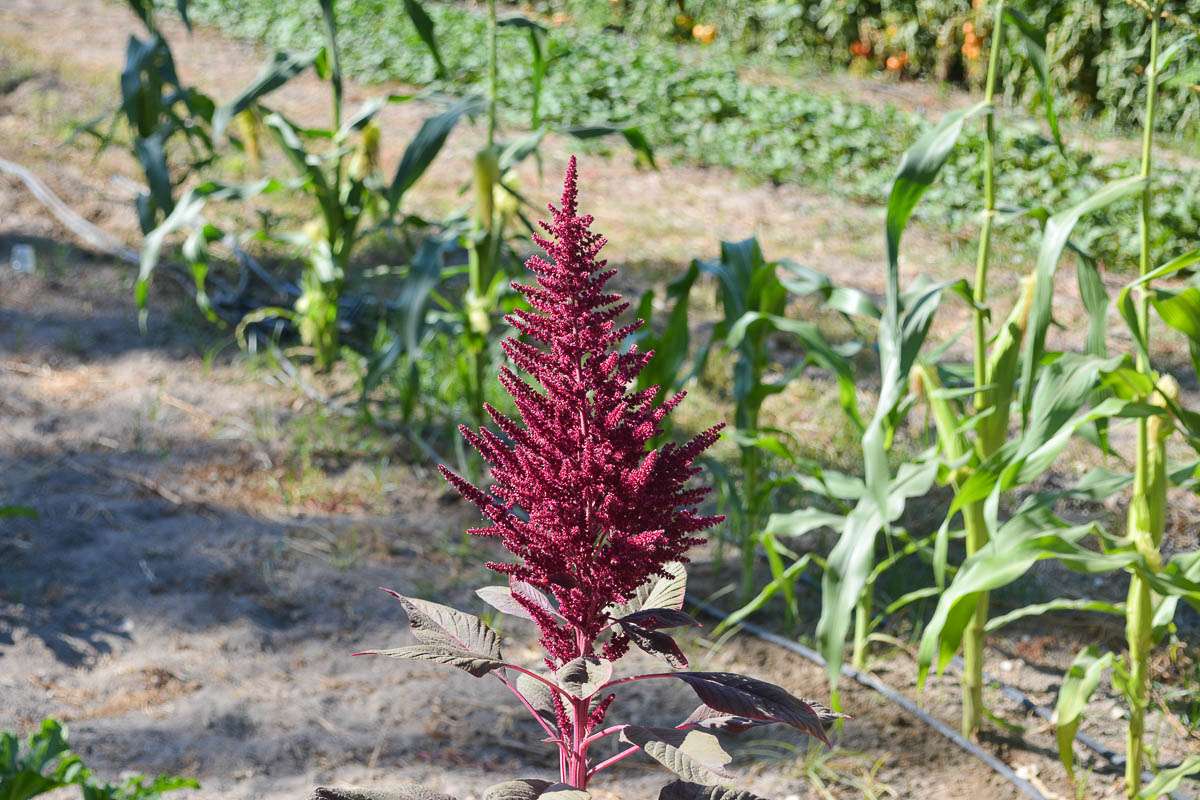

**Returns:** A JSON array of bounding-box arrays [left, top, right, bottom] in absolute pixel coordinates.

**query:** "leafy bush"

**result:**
[[0, 719, 197, 800]]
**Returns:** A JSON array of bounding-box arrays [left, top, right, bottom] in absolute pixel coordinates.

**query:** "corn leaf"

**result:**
[[1003, 8, 1063, 151], [401, 0, 447, 79], [388, 97, 482, 213], [213, 50, 316, 139], [1134, 756, 1200, 799], [1019, 176, 1147, 421], [1055, 645, 1112, 780]]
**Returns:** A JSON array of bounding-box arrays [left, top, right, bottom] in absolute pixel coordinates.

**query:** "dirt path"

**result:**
[[2, 3, 1199, 799]]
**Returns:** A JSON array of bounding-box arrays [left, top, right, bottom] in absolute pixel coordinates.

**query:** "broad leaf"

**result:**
[[657, 783, 768, 800], [555, 656, 612, 699], [357, 645, 505, 678], [484, 780, 551, 800], [621, 623, 688, 669], [385, 590, 502, 659], [616, 609, 699, 630], [515, 672, 558, 727], [611, 562, 687, 618], [620, 726, 733, 785], [477, 581, 559, 622], [671, 673, 830, 745]]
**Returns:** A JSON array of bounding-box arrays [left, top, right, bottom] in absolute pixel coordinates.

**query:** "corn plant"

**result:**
[[355, 160, 839, 798], [692, 239, 862, 617], [77, 0, 216, 238]]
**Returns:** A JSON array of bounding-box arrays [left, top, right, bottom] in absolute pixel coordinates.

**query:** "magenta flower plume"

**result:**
[[439, 157, 724, 667]]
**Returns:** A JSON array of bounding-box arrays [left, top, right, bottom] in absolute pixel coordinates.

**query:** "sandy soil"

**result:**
[[2, 2, 1200, 799]]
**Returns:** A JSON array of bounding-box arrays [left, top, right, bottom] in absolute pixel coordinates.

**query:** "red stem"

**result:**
[[495, 674, 560, 743], [587, 744, 641, 778], [598, 672, 675, 691], [582, 724, 627, 746]]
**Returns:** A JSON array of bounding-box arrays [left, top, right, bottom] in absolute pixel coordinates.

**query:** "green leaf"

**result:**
[[917, 511, 1137, 687], [1019, 176, 1147, 420], [619, 727, 733, 785], [401, 0, 447, 79], [986, 598, 1124, 633], [1134, 755, 1200, 799], [213, 50, 317, 139], [631, 261, 700, 405], [885, 101, 989, 276], [356, 644, 505, 678], [714, 554, 812, 636], [1054, 645, 1112, 781], [555, 656, 612, 699], [1003, 8, 1063, 151], [388, 97, 482, 212], [562, 124, 656, 169], [0, 505, 37, 519]]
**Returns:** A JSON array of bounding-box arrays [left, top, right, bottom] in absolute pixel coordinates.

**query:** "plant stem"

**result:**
[[959, 0, 1005, 740], [487, 0, 498, 148], [1125, 4, 1162, 795], [852, 587, 871, 670]]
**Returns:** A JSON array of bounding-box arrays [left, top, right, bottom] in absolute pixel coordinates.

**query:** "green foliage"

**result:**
[[0, 720, 196, 800]]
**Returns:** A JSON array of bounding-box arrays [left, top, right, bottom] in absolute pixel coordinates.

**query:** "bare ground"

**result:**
[[3, 2, 1200, 799]]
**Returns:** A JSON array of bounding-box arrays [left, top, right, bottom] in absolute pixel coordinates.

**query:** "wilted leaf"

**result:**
[[657, 782, 769, 800], [357, 645, 505, 678], [555, 656, 612, 699], [616, 609, 699, 630], [621, 623, 688, 669], [620, 726, 733, 785]]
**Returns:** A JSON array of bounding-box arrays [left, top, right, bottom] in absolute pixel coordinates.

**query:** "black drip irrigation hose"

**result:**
[[688, 598, 1197, 800]]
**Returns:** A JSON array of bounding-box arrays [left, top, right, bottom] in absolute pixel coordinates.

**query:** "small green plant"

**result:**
[[0, 719, 197, 800]]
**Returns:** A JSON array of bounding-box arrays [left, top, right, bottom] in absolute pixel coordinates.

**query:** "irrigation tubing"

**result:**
[[690, 598, 1196, 800]]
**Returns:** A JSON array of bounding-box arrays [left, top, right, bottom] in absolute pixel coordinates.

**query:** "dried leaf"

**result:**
[[556, 656, 612, 699], [621, 623, 688, 669], [620, 726, 734, 785]]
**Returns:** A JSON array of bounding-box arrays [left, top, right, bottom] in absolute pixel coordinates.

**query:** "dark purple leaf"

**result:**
[[617, 608, 699, 630], [383, 590, 502, 660], [357, 644, 505, 678], [681, 704, 769, 734], [483, 780, 552, 800], [620, 622, 688, 669], [657, 781, 769, 800], [671, 673, 832, 745], [516, 672, 558, 728], [619, 726, 734, 785], [310, 785, 457, 800]]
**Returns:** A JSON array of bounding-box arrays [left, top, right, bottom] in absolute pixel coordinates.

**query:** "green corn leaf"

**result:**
[[1019, 176, 1147, 421], [885, 101, 989, 278], [917, 511, 1137, 687], [1055, 645, 1112, 781], [1154, 34, 1195, 76], [213, 50, 317, 139], [562, 124, 656, 169], [715, 554, 812, 636], [401, 0, 447, 79], [388, 97, 482, 213], [1134, 755, 1200, 799], [498, 17, 547, 129], [987, 598, 1123, 633], [1003, 8, 1063, 151], [631, 261, 700, 404], [818, 458, 938, 691], [1151, 551, 1200, 633]]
